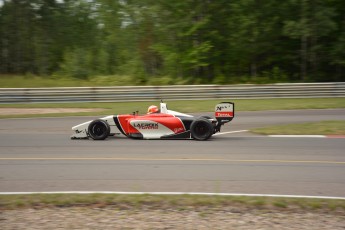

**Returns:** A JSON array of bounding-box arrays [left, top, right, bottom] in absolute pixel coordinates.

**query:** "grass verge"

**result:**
[[251, 120, 345, 135], [1, 194, 345, 213], [0, 75, 137, 88], [0, 98, 344, 119]]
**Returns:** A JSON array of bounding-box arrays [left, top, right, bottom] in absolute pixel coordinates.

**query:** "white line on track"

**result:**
[[0, 191, 344, 200], [213, 132, 345, 138], [213, 130, 248, 136]]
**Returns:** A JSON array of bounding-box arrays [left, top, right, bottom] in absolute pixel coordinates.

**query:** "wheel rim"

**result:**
[[92, 123, 106, 137]]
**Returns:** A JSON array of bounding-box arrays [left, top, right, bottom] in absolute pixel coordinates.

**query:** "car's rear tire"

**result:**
[[88, 119, 110, 140], [190, 118, 214, 141]]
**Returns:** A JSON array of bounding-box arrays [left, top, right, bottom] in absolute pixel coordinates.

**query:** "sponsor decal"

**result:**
[[216, 105, 232, 111], [174, 127, 184, 133], [216, 106, 225, 111], [215, 112, 233, 117], [133, 123, 159, 129]]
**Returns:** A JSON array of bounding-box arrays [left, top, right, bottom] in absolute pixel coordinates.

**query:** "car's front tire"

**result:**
[[88, 119, 110, 140], [190, 118, 214, 141]]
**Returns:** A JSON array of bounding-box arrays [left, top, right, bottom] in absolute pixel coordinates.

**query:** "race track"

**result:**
[[0, 109, 344, 197]]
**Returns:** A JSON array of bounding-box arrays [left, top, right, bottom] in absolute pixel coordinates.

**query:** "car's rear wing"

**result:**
[[215, 102, 234, 124]]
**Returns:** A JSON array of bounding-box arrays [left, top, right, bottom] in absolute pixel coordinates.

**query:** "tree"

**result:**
[[283, 0, 337, 81], [0, 0, 343, 83]]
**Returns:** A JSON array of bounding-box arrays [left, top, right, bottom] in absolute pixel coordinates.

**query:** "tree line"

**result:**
[[0, 0, 344, 84]]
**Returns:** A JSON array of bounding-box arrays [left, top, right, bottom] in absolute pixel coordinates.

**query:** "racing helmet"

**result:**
[[147, 105, 159, 114]]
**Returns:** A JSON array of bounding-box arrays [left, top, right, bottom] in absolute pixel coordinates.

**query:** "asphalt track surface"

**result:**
[[0, 109, 344, 197]]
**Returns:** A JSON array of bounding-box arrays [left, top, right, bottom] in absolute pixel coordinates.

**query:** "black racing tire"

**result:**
[[88, 119, 110, 140], [190, 118, 214, 141]]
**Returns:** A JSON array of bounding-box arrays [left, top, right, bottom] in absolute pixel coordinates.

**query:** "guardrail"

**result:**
[[0, 82, 344, 103]]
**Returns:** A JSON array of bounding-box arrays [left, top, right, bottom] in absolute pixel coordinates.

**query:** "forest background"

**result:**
[[0, 0, 344, 86]]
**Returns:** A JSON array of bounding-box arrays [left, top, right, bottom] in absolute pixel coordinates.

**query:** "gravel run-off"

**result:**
[[1, 207, 345, 230]]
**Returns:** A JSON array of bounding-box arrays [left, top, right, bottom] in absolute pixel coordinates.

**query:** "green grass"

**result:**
[[1, 194, 345, 212], [252, 120, 345, 135], [0, 74, 296, 88], [0, 98, 344, 119], [0, 75, 84, 88], [0, 75, 192, 88], [0, 75, 139, 88]]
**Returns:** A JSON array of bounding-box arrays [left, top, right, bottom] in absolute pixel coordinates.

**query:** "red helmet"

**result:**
[[147, 105, 159, 114]]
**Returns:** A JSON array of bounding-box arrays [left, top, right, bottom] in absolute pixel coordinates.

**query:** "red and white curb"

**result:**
[[0, 191, 344, 200]]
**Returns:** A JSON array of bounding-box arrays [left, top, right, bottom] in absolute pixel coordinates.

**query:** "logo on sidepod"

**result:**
[[133, 122, 159, 129], [174, 127, 184, 133]]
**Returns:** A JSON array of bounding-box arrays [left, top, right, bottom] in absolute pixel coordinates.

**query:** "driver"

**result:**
[[147, 105, 159, 114]]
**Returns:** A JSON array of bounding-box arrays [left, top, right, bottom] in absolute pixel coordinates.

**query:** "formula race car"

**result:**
[[71, 101, 234, 141]]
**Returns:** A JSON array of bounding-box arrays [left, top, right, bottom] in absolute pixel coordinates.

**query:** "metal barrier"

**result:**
[[0, 82, 344, 103]]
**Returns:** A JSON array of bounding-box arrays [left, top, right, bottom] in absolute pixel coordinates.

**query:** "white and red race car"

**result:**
[[71, 101, 234, 141]]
